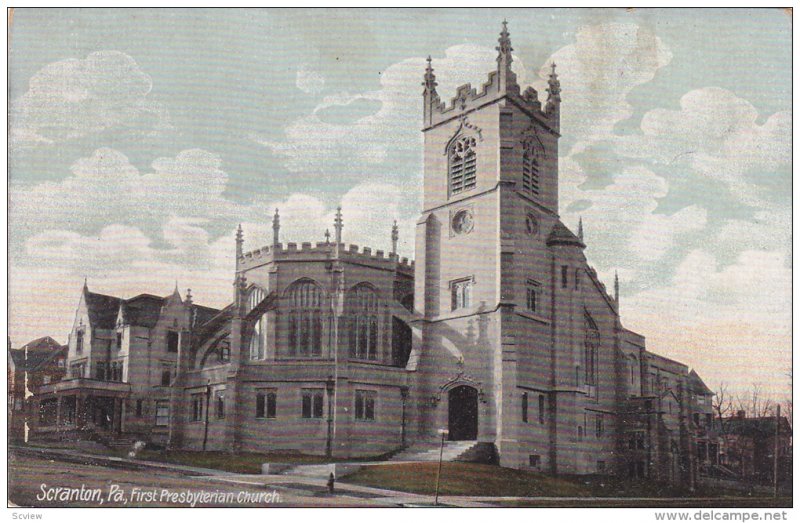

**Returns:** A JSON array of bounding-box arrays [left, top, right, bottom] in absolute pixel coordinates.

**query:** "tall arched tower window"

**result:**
[[584, 312, 599, 385], [285, 279, 324, 357], [247, 286, 269, 361], [448, 136, 477, 196], [348, 283, 379, 360], [522, 138, 542, 196]]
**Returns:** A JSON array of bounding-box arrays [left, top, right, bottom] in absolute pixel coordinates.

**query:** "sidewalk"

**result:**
[[11, 445, 489, 507]]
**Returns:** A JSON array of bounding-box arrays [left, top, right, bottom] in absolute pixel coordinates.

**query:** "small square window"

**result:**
[[355, 390, 376, 421], [450, 278, 473, 311], [529, 454, 541, 468], [155, 401, 169, 427], [302, 389, 324, 419], [256, 389, 277, 419]]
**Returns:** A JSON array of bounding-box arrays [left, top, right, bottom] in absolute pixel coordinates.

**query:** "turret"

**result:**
[[272, 208, 280, 247]]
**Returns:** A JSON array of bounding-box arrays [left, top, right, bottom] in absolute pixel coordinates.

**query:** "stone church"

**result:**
[[29, 23, 717, 485]]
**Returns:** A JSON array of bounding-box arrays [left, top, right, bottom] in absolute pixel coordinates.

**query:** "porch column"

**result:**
[[56, 396, 63, 427]]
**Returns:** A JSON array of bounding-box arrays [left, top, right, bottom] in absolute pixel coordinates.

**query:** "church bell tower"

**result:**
[[412, 22, 562, 463]]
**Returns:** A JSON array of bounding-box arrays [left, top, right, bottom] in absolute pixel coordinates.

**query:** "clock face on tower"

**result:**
[[452, 210, 474, 235]]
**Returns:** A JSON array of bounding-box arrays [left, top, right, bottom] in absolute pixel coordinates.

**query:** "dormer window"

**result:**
[[449, 136, 477, 196], [75, 330, 84, 354], [116, 332, 123, 350]]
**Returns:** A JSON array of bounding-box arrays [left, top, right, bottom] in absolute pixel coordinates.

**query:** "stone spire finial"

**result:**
[[547, 62, 561, 103], [577, 217, 584, 242], [614, 271, 620, 307], [422, 55, 437, 93], [334, 207, 343, 258], [391, 220, 399, 257], [272, 208, 280, 247], [235, 223, 244, 259], [497, 20, 513, 58], [83, 276, 88, 291], [496, 20, 517, 92], [324, 228, 331, 244]]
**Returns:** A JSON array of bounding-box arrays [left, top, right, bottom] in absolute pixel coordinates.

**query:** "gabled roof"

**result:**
[[85, 291, 123, 330], [123, 294, 166, 329], [546, 221, 585, 248], [688, 369, 714, 395], [193, 303, 233, 348], [9, 336, 67, 371], [192, 304, 221, 329]]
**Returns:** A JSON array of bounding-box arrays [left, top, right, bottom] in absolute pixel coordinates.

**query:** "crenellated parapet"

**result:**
[[238, 241, 414, 274], [423, 21, 560, 134]]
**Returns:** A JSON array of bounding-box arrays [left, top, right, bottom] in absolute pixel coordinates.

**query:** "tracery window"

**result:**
[[522, 139, 541, 196], [584, 313, 599, 385], [449, 136, 477, 196], [348, 284, 379, 360], [249, 313, 267, 360], [286, 280, 323, 357]]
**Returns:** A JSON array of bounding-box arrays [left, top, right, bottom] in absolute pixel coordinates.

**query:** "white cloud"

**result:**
[[296, 64, 325, 94], [616, 87, 791, 207], [621, 248, 790, 398], [9, 51, 169, 148], [256, 44, 530, 181], [549, 23, 673, 149], [561, 161, 707, 267]]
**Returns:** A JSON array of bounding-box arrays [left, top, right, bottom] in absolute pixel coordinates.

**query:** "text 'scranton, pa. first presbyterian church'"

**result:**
[[30, 23, 716, 485]]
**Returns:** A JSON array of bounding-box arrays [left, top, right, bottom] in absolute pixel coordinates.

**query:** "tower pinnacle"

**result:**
[[614, 271, 620, 307], [578, 217, 584, 242], [547, 62, 561, 103], [272, 208, 280, 247], [334, 207, 343, 259], [235, 223, 244, 259], [391, 220, 399, 257], [422, 55, 437, 93], [496, 20, 517, 92]]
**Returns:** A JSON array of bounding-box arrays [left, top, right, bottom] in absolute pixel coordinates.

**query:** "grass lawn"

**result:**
[[133, 449, 392, 474], [342, 462, 591, 497], [342, 462, 784, 501]]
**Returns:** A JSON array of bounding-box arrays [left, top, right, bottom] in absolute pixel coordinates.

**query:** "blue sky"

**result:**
[[8, 8, 791, 399]]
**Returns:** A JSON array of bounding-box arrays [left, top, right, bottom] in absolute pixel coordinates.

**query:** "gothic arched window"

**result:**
[[584, 312, 599, 386], [285, 279, 324, 357], [249, 313, 267, 360], [348, 283, 379, 360], [448, 136, 477, 196], [522, 139, 541, 196]]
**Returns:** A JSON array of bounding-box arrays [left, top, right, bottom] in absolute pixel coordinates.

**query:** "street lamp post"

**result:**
[[434, 428, 448, 506], [326, 376, 335, 458]]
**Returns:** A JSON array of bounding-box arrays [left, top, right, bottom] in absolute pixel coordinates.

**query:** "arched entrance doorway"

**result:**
[[448, 385, 478, 441]]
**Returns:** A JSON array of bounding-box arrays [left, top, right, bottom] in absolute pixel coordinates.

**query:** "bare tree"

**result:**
[[714, 382, 735, 435], [735, 383, 775, 418]]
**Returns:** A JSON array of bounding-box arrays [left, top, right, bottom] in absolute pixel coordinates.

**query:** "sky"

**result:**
[[7, 8, 791, 400]]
